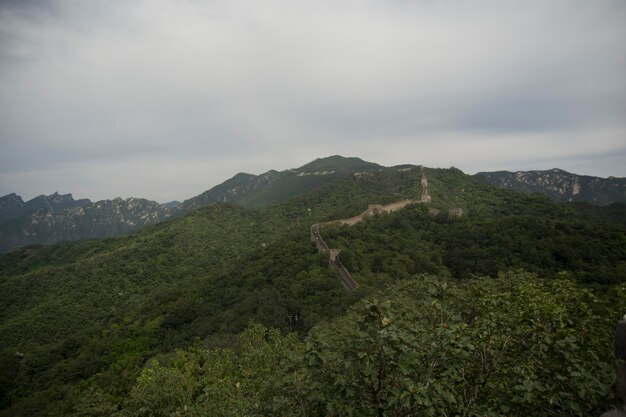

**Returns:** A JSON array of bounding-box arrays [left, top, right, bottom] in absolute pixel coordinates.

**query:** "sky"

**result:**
[[1, 0, 625, 203]]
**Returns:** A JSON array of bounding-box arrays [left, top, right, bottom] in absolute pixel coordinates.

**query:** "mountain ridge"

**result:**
[[0, 193, 180, 253], [474, 168, 626, 205], [3, 157, 624, 253], [0, 156, 383, 253], [182, 155, 382, 210]]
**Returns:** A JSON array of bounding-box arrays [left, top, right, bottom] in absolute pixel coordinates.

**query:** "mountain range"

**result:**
[[0, 193, 180, 253], [1, 157, 624, 254], [0, 156, 384, 253], [474, 168, 626, 205]]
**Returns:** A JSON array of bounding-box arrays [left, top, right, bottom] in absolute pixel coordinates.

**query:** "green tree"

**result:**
[[302, 273, 618, 416]]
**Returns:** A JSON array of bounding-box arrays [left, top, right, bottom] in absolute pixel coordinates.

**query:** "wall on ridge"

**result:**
[[310, 199, 423, 291], [333, 199, 419, 227]]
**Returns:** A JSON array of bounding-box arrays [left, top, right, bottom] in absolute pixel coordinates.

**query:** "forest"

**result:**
[[0, 166, 625, 416]]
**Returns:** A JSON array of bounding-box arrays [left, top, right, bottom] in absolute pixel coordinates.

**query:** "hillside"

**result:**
[[568, 202, 626, 227], [474, 168, 626, 205], [1, 164, 625, 416], [182, 155, 382, 210]]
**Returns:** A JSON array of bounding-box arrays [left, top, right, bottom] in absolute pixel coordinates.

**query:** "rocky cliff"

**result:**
[[474, 168, 626, 205], [0, 193, 180, 253]]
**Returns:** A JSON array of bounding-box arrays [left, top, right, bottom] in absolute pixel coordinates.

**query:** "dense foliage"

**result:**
[[92, 273, 624, 416], [323, 205, 626, 288], [0, 204, 349, 416]]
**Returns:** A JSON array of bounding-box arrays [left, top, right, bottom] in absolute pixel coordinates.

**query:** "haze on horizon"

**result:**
[[0, 0, 625, 203]]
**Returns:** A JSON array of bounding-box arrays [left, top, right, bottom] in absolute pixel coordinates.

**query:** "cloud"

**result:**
[[0, 0, 625, 201]]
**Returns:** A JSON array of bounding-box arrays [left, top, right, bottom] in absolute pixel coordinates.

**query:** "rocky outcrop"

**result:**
[[0, 193, 25, 222], [0, 193, 180, 253], [474, 169, 625, 206]]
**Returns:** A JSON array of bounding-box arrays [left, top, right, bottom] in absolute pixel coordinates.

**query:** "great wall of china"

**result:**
[[310, 168, 431, 291]]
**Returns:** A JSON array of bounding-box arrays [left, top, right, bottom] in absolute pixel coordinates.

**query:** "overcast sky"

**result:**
[[1, 0, 625, 202]]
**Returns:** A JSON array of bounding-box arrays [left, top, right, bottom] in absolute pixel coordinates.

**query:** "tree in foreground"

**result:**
[[109, 272, 622, 417]]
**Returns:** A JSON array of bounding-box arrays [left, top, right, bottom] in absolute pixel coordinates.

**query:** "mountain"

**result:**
[[474, 168, 626, 205], [0, 193, 180, 253], [0, 156, 383, 253], [1, 162, 625, 416], [0, 192, 92, 223], [182, 155, 382, 210], [0, 193, 26, 222], [162, 200, 182, 209]]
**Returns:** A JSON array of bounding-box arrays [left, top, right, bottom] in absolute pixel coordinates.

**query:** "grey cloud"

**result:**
[[0, 0, 625, 201]]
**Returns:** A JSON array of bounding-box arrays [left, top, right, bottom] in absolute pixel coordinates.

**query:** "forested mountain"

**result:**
[[0, 156, 380, 253], [0, 193, 180, 253], [1, 163, 625, 416], [474, 168, 626, 205], [182, 155, 382, 210], [6, 159, 621, 254]]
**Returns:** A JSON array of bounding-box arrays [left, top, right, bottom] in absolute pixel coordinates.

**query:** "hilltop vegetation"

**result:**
[[0, 156, 382, 253], [0, 162, 625, 416], [182, 155, 382, 210]]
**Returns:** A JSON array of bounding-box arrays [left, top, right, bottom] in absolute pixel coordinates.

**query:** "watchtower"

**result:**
[[368, 204, 384, 215], [329, 249, 341, 267], [421, 167, 431, 202]]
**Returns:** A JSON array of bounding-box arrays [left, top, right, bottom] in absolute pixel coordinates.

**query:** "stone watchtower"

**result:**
[[421, 167, 431, 203]]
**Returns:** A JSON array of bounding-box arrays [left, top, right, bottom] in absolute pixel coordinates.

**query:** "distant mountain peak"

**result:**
[[0, 192, 23, 202], [233, 172, 256, 179], [296, 155, 380, 172], [182, 156, 382, 211], [48, 192, 74, 202], [475, 169, 625, 206], [0, 192, 181, 252]]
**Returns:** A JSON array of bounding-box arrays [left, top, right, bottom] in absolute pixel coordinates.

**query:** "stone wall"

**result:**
[[329, 199, 420, 228], [310, 199, 425, 291], [310, 167, 431, 291]]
